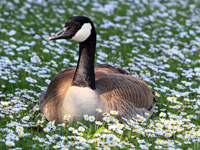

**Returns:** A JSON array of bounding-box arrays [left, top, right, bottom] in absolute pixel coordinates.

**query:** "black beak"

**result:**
[[48, 27, 72, 40]]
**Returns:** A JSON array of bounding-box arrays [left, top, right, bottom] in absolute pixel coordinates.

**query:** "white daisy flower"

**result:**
[[110, 110, 118, 115], [88, 115, 95, 122], [5, 140, 15, 147]]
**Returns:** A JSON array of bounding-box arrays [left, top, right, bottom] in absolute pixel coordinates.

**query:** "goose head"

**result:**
[[48, 16, 96, 42]]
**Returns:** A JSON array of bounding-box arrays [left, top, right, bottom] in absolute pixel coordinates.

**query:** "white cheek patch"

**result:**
[[71, 23, 92, 42]]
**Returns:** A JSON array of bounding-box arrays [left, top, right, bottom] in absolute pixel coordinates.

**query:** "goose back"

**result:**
[[95, 64, 128, 74]]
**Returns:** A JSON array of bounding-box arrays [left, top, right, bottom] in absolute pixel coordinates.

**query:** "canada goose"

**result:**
[[39, 16, 155, 123]]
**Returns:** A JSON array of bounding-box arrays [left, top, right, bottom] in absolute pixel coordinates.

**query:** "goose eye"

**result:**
[[75, 22, 80, 27]]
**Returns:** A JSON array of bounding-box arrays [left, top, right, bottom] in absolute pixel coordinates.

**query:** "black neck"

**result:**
[[71, 34, 96, 89]]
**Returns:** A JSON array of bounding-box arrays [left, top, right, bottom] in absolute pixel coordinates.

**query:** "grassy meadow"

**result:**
[[0, 0, 200, 149]]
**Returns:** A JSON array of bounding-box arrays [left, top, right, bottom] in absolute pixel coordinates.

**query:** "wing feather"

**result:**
[[95, 72, 155, 119]]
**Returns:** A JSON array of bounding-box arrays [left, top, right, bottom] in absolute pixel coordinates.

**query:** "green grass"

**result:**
[[0, 0, 200, 149]]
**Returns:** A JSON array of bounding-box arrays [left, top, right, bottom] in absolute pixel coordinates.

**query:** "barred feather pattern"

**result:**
[[96, 73, 155, 119]]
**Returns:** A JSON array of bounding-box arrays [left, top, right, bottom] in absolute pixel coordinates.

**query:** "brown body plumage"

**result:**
[[39, 16, 155, 123], [39, 64, 155, 122]]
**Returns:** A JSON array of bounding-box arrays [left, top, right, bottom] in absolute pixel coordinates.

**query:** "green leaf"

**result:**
[[89, 126, 105, 139]]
